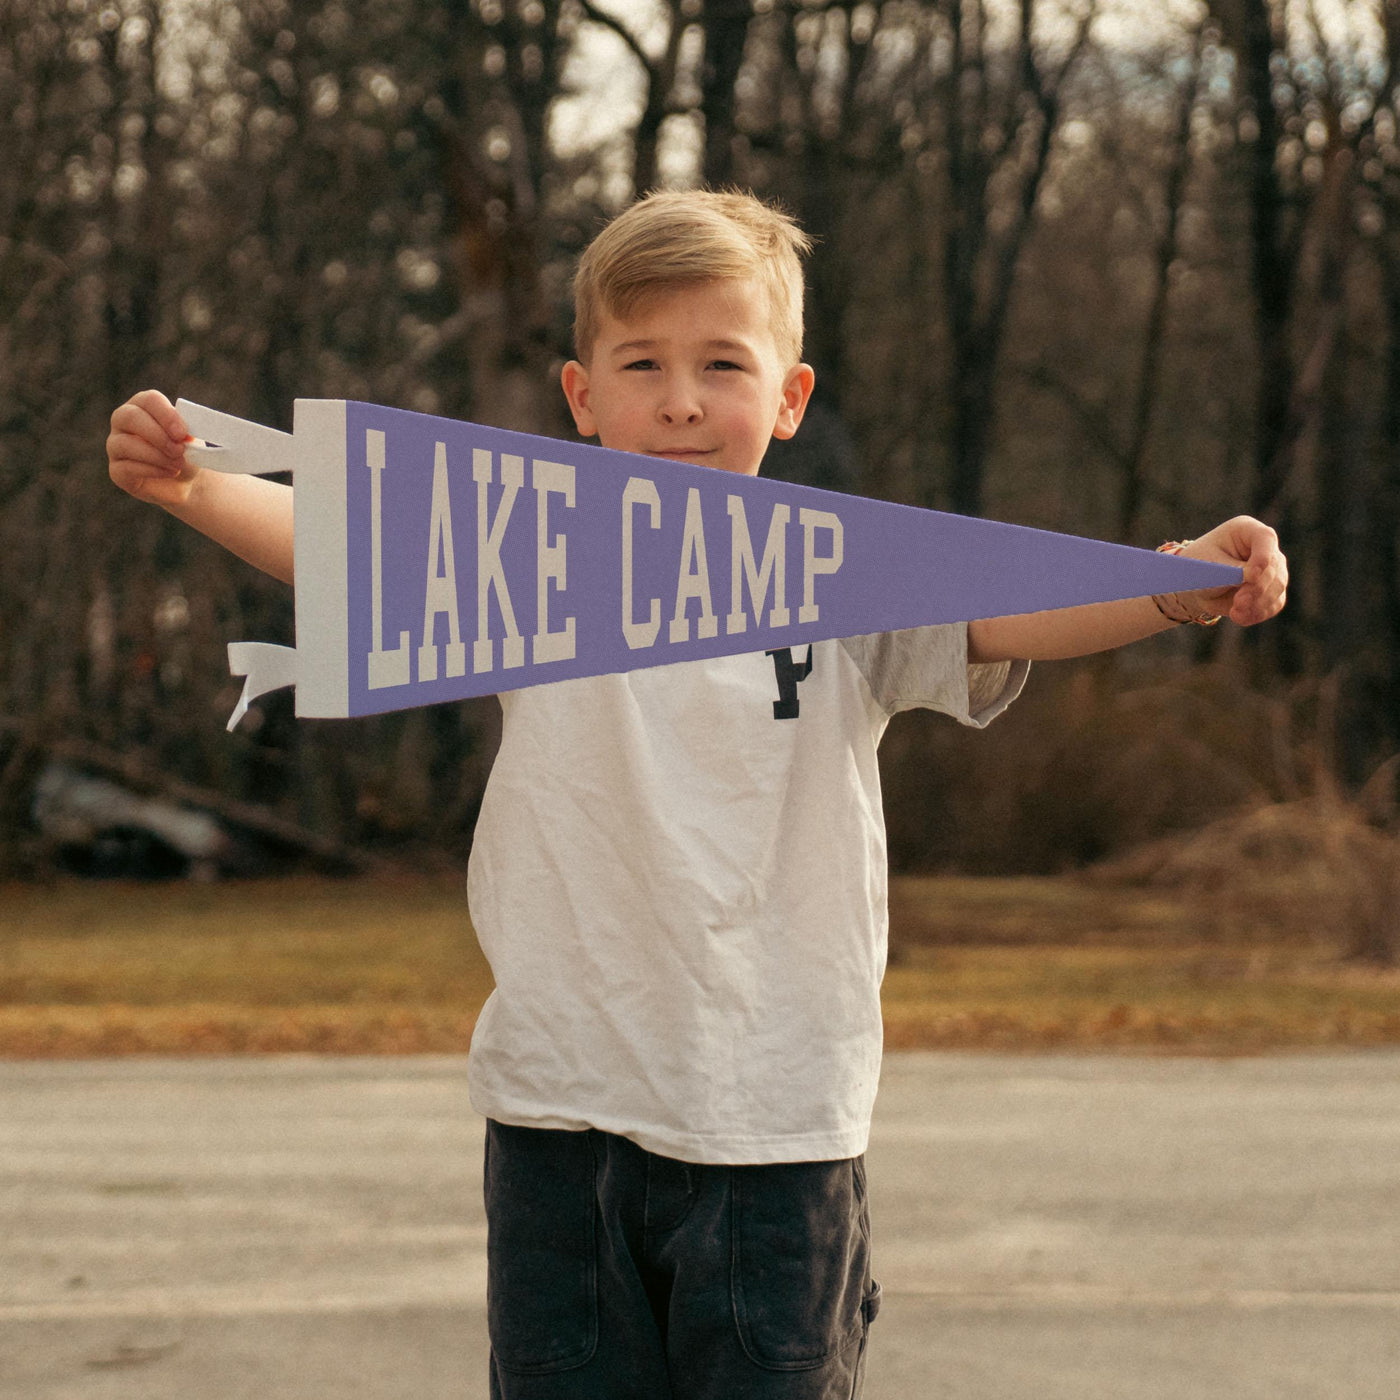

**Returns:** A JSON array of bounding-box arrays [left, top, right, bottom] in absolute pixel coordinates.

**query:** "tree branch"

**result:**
[[576, 0, 656, 77]]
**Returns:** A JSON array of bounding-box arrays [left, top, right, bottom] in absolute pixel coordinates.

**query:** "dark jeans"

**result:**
[[484, 1120, 881, 1399]]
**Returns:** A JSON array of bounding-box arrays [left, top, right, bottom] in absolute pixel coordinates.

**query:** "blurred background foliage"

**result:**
[[2, 0, 1399, 882]]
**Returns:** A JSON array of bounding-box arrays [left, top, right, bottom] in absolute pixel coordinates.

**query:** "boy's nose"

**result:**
[[657, 379, 703, 425]]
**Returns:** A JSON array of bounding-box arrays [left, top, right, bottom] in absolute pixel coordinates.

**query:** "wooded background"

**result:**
[[3, 0, 1398, 875]]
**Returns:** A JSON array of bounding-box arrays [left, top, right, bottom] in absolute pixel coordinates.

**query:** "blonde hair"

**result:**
[[572, 189, 811, 365]]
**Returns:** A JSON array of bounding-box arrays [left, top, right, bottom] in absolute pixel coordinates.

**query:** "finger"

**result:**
[[110, 406, 185, 459], [129, 388, 188, 442], [1239, 520, 1281, 569], [1230, 575, 1286, 625], [108, 430, 187, 474], [1244, 549, 1287, 604], [113, 392, 189, 453]]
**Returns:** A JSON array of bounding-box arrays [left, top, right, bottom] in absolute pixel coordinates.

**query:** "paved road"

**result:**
[[2, 1053, 1397, 1399]]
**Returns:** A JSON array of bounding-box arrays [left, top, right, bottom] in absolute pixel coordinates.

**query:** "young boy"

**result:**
[[108, 190, 1287, 1399]]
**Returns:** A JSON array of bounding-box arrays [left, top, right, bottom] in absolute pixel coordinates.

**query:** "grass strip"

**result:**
[[2, 877, 1397, 1056]]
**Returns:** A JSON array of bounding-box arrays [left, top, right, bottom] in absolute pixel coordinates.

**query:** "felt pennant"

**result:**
[[176, 399, 1242, 730]]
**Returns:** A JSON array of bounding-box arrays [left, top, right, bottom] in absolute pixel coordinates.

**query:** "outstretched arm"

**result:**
[[968, 516, 1288, 664], [107, 389, 295, 584]]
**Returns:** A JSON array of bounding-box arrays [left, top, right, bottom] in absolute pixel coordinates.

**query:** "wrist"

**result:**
[[160, 461, 208, 520], [1152, 541, 1222, 627]]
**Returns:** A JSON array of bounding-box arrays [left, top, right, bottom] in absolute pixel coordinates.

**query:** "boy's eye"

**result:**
[[622, 358, 657, 371], [708, 360, 744, 372]]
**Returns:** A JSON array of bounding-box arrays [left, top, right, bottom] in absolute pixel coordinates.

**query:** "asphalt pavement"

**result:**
[[2, 1052, 1397, 1399]]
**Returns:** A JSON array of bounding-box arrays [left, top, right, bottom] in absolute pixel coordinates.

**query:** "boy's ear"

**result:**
[[771, 363, 816, 442], [561, 360, 597, 438]]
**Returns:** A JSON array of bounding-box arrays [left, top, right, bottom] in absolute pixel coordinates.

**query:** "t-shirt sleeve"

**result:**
[[838, 624, 1029, 727]]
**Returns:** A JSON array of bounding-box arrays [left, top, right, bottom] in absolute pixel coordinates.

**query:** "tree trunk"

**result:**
[[699, 0, 753, 186]]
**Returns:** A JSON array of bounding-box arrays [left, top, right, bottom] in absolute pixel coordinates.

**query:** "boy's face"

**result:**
[[560, 279, 814, 477]]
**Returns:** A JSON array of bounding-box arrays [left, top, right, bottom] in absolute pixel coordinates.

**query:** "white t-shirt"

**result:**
[[466, 626, 1027, 1164]]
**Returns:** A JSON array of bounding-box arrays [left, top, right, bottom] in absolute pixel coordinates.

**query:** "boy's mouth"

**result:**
[[650, 448, 715, 461]]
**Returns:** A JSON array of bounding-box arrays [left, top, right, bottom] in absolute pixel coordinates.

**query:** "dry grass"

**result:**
[[0, 1004, 478, 1058], [1089, 797, 1400, 958], [0, 876, 492, 1004], [886, 876, 1203, 948], [881, 945, 1400, 1052], [0, 877, 492, 1057], [880, 798, 1400, 1051], [3, 846, 1399, 1056]]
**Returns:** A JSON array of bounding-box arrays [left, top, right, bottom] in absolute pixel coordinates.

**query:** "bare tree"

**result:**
[[1018, 20, 1210, 543], [932, 0, 1097, 514]]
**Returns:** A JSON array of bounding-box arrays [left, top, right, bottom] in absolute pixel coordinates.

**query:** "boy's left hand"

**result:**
[[1175, 516, 1288, 627]]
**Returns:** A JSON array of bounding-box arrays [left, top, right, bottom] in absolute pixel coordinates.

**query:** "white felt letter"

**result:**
[[622, 477, 662, 650], [726, 497, 790, 635], [418, 442, 466, 682], [367, 429, 411, 690], [473, 449, 526, 673], [532, 458, 576, 665], [669, 488, 719, 644], [799, 507, 844, 624]]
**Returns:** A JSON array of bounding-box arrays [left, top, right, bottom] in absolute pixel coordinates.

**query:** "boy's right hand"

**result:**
[[107, 390, 201, 509]]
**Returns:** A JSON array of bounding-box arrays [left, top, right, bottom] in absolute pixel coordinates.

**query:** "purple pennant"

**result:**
[[176, 400, 1241, 727]]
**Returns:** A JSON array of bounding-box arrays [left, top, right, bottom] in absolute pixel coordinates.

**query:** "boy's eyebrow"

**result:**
[[609, 337, 755, 355]]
